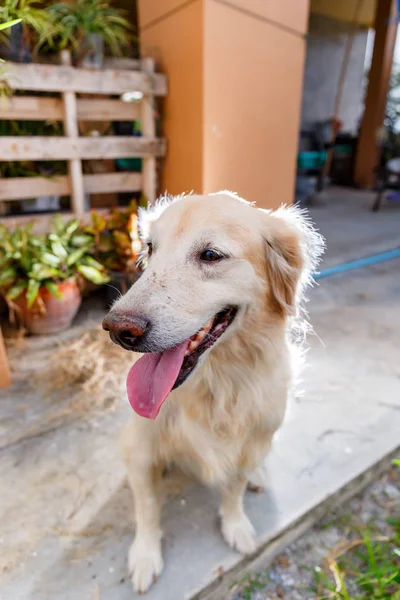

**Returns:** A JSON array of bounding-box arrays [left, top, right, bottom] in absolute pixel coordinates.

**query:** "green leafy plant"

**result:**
[[0, 18, 22, 34], [0, 216, 109, 313], [0, 0, 53, 50], [85, 200, 142, 274], [40, 0, 133, 57], [0, 61, 11, 101], [0, 17, 21, 100]]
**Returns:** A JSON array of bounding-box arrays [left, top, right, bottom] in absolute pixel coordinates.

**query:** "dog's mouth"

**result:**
[[126, 307, 237, 420], [175, 306, 237, 389]]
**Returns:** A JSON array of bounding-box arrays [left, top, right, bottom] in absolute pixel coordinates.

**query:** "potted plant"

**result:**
[[86, 201, 142, 304], [41, 0, 133, 68], [0, 0, 53, 63], [0, 215, 109, 335]]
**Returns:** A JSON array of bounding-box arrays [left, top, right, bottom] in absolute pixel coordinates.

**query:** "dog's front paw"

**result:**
[[128, 537, 164, 593], [220, 513, 257, 555]]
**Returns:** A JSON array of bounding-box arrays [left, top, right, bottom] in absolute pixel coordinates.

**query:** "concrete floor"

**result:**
[[1, 194, 400, 600], [308, 186, 400, 268]]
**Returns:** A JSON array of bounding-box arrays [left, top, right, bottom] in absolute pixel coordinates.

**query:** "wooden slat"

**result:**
[[61, 50, 85, 216], [84, 172, 141, 194], [103, 57, 142, 71], [141, 58, 157, 204], [77, 98, 141, 121], [0, 208, 110, 232], [5, 62, 167, 96], [0, 136, 166, 161], [0, 172, 142, 201], [0, 211, 76, 232], [0, 176, 69, 200], [37, 56, 142, 71], [0, 96, 63, 120], [0, 96, 141, 121]]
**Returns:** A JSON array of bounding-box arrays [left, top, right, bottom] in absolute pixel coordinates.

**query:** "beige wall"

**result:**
[[139, 0, 204, 194], [138, 0, 309, 209], [204, 0, 308, 207], [226, 0, 310, 34]]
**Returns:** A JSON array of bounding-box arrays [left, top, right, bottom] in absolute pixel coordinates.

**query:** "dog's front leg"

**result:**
[[124, 454, 164, 593], [219, 475, 257, 554]]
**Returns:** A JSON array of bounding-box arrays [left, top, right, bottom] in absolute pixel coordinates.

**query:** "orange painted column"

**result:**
[[137, 0, 309, 209], [355, 0, 398, 188]]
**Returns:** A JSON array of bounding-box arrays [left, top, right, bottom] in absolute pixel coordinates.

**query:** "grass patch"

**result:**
[[312, 461, 400, 599], [312, 524, 400, 599], [232, 461, 399, 600], [230, 572, 269, 600]]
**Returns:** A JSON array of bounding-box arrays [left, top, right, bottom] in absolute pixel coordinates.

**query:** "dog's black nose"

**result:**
[[102, 313, 150, 350]]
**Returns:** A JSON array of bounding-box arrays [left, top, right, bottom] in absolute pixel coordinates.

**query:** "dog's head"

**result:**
[[103, 192, 323, 418]]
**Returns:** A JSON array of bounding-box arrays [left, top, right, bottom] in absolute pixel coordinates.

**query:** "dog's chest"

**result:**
[[158, 404, 273, 486]]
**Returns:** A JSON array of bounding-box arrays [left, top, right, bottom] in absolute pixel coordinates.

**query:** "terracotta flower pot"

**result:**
[[14, 278, 82, 335]]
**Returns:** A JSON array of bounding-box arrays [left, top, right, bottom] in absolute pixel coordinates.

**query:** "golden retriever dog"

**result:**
[[102, 191, 323, 593]]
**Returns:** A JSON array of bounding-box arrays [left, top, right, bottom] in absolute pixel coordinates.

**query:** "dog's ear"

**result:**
[[261, 205, 324, 317]]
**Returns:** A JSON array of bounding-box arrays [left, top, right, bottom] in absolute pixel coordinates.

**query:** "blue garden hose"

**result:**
[[314, 248, 400, 279]]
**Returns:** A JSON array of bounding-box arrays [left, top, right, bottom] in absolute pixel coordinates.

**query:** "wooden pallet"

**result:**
[[0, 53, 167, 223]]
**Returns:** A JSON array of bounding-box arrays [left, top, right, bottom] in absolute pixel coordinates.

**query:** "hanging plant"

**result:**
[[0, 0, 54, 62], [39, 0, 134, 63], [0, 17, 21, 98]]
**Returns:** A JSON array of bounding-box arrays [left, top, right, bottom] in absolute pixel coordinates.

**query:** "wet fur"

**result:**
[[113, 192, 324, 593]]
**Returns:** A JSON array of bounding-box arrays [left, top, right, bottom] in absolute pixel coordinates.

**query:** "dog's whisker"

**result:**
[[105, 283, 123, 301], [309, 328, 326, 348]]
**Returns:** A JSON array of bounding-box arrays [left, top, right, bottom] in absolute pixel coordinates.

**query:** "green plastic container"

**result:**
[[333, 144, 352, 156], [115, 121, 142, 172], [297, 150, 327, 170], [115, 157, 142, 171]]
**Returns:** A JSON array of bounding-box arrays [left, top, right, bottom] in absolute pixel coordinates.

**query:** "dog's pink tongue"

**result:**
[[126, 341, 188, 419]]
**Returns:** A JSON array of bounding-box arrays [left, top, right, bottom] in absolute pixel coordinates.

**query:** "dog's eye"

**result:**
[[200, 249, 223, 262], [147, 242, 153, 257]]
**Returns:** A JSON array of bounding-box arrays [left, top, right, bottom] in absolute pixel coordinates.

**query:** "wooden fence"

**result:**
[[0, 53, 167, 224]]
